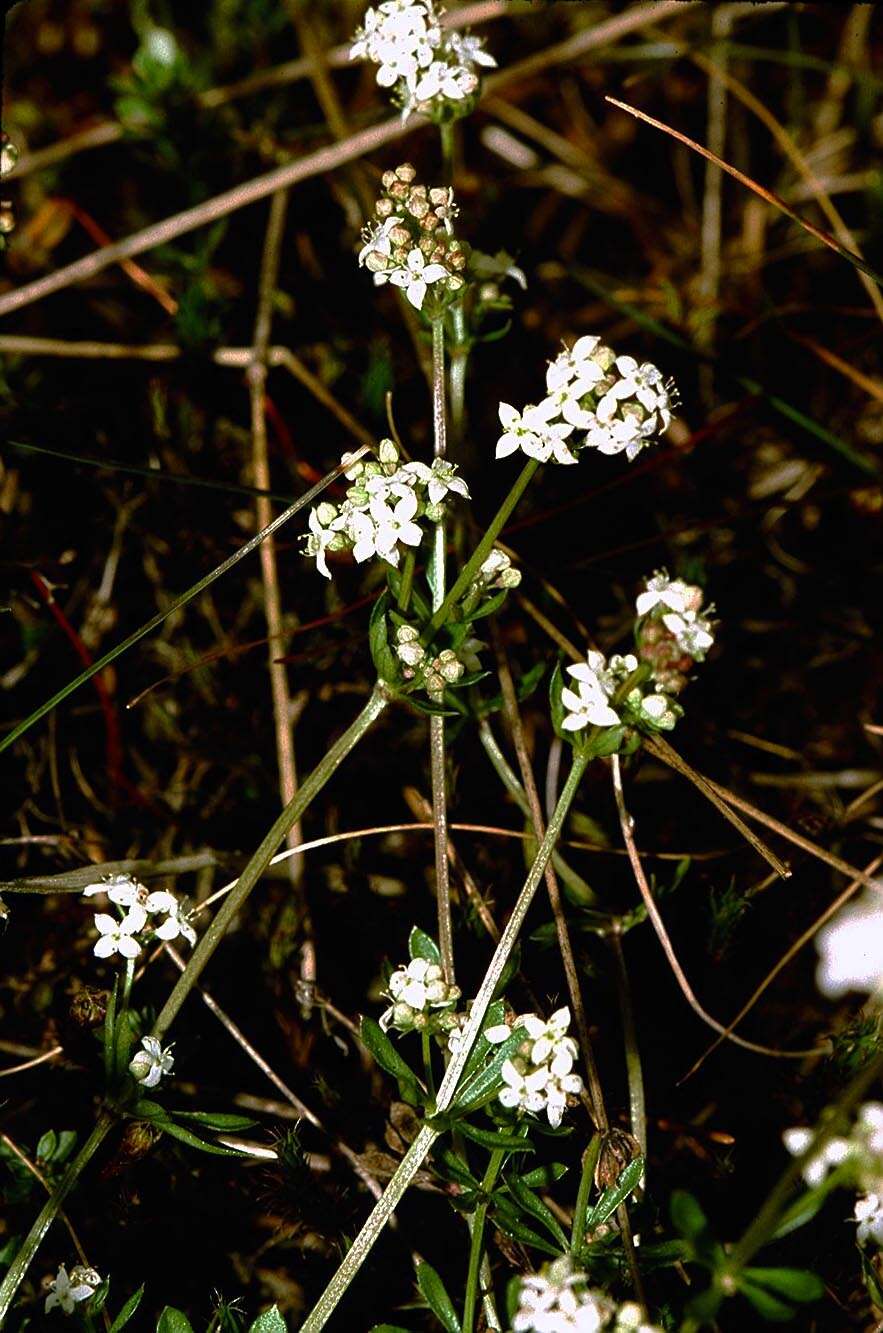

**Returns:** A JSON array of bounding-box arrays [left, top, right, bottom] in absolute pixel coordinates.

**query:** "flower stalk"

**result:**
[[462, 1147, 506, 1333]]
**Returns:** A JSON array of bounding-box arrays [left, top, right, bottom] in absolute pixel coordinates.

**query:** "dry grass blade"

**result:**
[[605, 95, 883, 286]]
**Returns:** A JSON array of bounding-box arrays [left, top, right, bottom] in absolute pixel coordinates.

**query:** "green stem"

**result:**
[[152, 685, 389, 1039], [300, 749, 591, 1329], [570, 1133, 602, 1256], [421, 1030, 436, 1101], [462, 1148, 505, 1333], [114, 956, 136, 1080], [423, 458, 539, 643], [429, 317, 455, 987], [396, 549, 416, 613], [300, 1123, 440, 1333], [0, 1111, 115, 1323], [609, 929, 647, 1166]]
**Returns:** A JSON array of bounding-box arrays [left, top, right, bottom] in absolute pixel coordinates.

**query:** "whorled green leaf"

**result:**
[[408, 926, 441, 965], [742, 1267, 824, 1304], [369, 591, 399, 685], [518, 1162, 568, 1190], [456, 1122, 534, 1153], [175, 1111, 257, 1131], [157, 1120, 244, 1156], [360, 1016, 422, 1104], [415, 1261, 461, 1333], [584, 1156, 645, 1233], [156, 1309, 196, 1333], [507, 1177, 569, 1249], [450, 1027, 526, 1114]]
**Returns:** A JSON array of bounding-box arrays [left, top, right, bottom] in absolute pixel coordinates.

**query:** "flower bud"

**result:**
[[378, 438, 399, 467], [395, 163, 417, 182], [315, 501, 338, 526], [0, 137, 19, 177], [364, 250, 389, 273], [0, 203, 15, 234], [375, 196, 395, 218]]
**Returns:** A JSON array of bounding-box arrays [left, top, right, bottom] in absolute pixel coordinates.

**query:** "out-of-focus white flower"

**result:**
[[513, 1258, 610, 1332], [45, 1264, 101, 1316], [129, 1034, 175, 1089], [782, 1127, 852, 1187], [815, 888, 883, 999], [414, 59, 478, 102], [661, 609, 715, 659], [545, 337, 606, 392], [384, 246, 450, 309], [856, 1193, 883, 1247], [560, 652, 622, 732], [496, 401, 576, 465], [93, 908, 146, 960], [636, 571, 697, 618], [596, 356, 673, 435]]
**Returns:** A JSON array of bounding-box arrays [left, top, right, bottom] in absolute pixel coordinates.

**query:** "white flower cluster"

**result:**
[[470, 548, 522, 594], [561, 651, 679, 738], [497, 336, 675, 467], [785, 1102, 883, 1250], [380, 956, 461, 1033], [513, 1257, 662, 1333], [815, 885, 883, 1001], [129, 1034, 175, 1089], [635, 571, 715, 697], [304, 439, 469, 579], [350, 0, 495, 118], [358, 163, 467, 311], [45, 1264, 101, 1316], [498, 1006, 583, 1129], [83, 873, 195, 960]]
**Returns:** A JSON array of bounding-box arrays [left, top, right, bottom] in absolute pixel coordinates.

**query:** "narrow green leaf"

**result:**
[[408, 926, 441, 965], [175, 1111, 257, 1131], [451, 1028, 526, 1113], [491, 1196, 561, 1257], [109, 1285, 145, 1332], [458, 999, 506, 1086], [158, 1121, 243, 1156], [456, 1122, 534, 1153], [742, 1267, 824, 1303], [415, 1261, 461, 1333], [369, 591, 398, 683], [360, 1016, 421, 1103], [518, 1162, 568, 1189], [585, 1157, 645, 1232], [738, 1279, 795, 1322], [507, 1178, 569, 1249], [669, 1188, 709, 1242]]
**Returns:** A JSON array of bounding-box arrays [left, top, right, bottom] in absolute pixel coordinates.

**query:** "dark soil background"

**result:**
[[2, 1, 883, 1328]]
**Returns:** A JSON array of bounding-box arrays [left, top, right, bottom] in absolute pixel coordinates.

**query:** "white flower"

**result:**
[[856, 1193, 883, 1247], [545, 337, 605, 392], [633, 690, 679, 731], [513, 1259, 608, 1332], [150, 900, 197, 947], [661, 610, 714, 659], [585, 414, 653, 462], [129, 1034, 175, 1088], [519, 1007, 577, 1070], [367, 489, 424, 565], [93, 906, 146, 959], [561, 652, 621, 732], [358, 213, 403, 268], [445, 30, 497, 70], [402, 458, 469, 505], [381, 954, 459, 1031], [496, 402, 576, 464], [636, 571, 695, 618], [858, 1102, 883, 1158], [414, 59, 478, 102], [384, 247, 449, 309], [782, 1127, 852, 1187], [45, 1264, 101, 1316], [597, 356, 673, 434], [82, 872, 141, 902], [815, 887, 883, 998], [499, 1060, 549, 1116], [305, 502, 347, 579]]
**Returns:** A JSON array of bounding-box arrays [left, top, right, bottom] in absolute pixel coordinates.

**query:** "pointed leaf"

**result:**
[[415, 1261, 461, 1333], [109, 1285, 145, 1332], [175, 1111, 257, 1131], [669, 1188, 709, 1241], [248, 1308, 288, 1333], [158, 1121, 243, 1156], [456, 1122, 534, 1153], [738, 1279, 795, 1322], [742, 1268, 824, 1303], [408, 927, 441, 966], [507, 1178, 569, 1248], [585, 1157, 645, 1232], [518, 1163, 568, 1189], [360, 1016, 421, 1104], [156, 1310, 196, 1333]]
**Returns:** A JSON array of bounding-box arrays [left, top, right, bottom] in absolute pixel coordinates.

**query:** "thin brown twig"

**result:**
[[610, 755, 829, 1062], [683, 853, 883, 1081], [0, 1046, 64, 1078]]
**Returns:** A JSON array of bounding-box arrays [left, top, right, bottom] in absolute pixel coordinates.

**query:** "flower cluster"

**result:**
[[497, 336, 675, 467], [83, 873, 195, 960], [358, 163, 468, 311], [129, 1034, 175, 1089], [380, 956, 461, 1033], [815, 885, 883, 1001], [635, 570, 715, 696], [394, 625, 467, 693], [45, 1264, 101, 1316], [350, 1, 495, 120], [498, 1007, 583, 1129], [785, 1102, 883, 1250], [304, 439, 469, 579], [513, 1258, 662, 1333], [561, 651, 680, 739]]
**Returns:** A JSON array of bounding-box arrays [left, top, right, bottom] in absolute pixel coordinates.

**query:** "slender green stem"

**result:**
[[153, 685, 389, 1039], [429, 317, 455, 987], [396, 549, 416, 612], [462, 1148, 505, 1333], [448, 304, 468, 448], [421, 1030, 436, 1101], [1, 448, 369, 756], [423, 458, 539, 643], [0, 1111, 115, 1323], [570, 1133, 602, 1255], [114, 956, 136, 1079], [300, 1123, 440, 1333], [609, 929, 647, 1165], [300, 750, 592, 1329]]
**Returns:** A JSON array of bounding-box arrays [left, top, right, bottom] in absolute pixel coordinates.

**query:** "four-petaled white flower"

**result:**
[[815, 887, 883, 999], [414, 60, 478, 102], [129, 1034, 175, 1088], [499, 1060, 549, 1117], [358, 213, 403, 268], [560, 653, 622, 732], [596, 356, 673, 434], [661, 610, 714, 659], [782, 1127, 852, 1187], [545, 336, 605, 392], [45, 1264, 101, 1316], [93, 907, 146, 959], [403, 458, 470, 505], [856, 1193, 883, 1248], [636, 571, 696, 618], [519, 1007, 577, 1071], [383, 247, 449, 310], [496, 402, 576, 465], [513, 1259, 609, 1333]]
